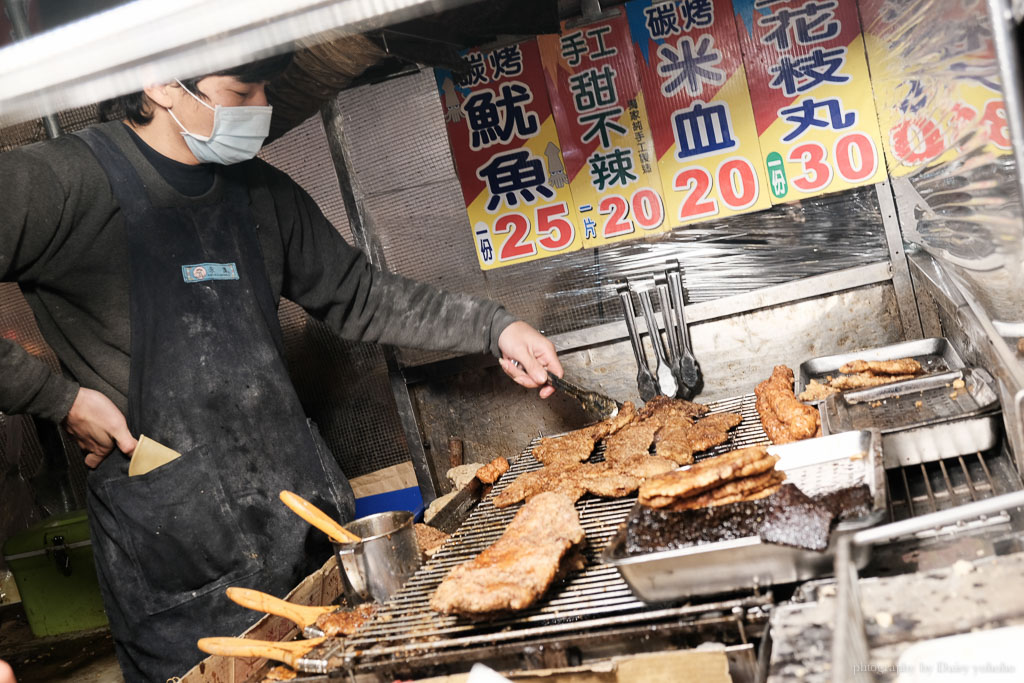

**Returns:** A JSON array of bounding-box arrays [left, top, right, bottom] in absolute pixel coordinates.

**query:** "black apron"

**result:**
[[75, 126, 355, 683]]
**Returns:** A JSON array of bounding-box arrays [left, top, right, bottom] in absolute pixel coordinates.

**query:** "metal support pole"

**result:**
[[873, 179, 923, 338], [3, 0, 62, 138], [320, 96, 440, 506], [987, 0, 1024, 216]]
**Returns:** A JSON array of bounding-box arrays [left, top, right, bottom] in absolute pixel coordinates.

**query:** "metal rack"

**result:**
[[885, 449, 1023, 531]]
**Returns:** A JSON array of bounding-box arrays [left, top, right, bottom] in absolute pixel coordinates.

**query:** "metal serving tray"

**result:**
[[602, 430, 886, 603], [796, 337, 964, 398], [821, 367, 1001, 468]]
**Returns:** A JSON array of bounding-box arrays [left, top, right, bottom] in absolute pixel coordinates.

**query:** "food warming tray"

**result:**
[[796, 337, 964, 398], [602, 429, 886, 603], [821, 367, 1001, 468]]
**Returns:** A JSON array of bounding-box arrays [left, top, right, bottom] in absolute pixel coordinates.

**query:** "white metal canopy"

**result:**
[[0, 0, 476, 126]]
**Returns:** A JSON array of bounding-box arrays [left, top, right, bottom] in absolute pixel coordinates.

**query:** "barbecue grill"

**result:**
[[2, 0, 1024, 682], [290, 395, 776, 679], [267, 391, 1024, 682]]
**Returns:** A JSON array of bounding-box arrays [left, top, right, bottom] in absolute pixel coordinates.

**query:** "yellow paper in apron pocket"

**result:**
[[128, 434, 182, 476]]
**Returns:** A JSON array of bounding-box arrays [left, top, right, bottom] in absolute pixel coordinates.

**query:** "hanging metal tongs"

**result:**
[[617, 286, 659, 402], [667, 262, 703, 399], [633, 278, 679, 399]]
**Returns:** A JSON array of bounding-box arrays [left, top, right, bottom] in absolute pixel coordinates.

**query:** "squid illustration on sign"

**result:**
[[545, 142, 569, 188], [441, 77, 464, 123]]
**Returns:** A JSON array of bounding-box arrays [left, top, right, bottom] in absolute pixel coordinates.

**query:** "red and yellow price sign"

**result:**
[[539, 12, 668, 247], [627, 0, 772, 227], [437, 40, 583, 270], [859, 0, 1010, 178], [734, 0, 887, 202]]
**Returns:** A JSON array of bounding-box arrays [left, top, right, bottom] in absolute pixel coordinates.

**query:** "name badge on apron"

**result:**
[[182, 262, 238, 283]]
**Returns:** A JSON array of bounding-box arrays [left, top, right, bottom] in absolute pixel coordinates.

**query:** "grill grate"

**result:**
[[885, 448, 1023, 524], [320, 395, 772, 667]]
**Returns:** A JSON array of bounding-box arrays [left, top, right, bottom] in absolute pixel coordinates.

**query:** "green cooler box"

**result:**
[[2, 510, 108, 636]]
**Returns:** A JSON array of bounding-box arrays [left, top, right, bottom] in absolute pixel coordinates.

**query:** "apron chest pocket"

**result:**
[[103, 454, 260, 615]]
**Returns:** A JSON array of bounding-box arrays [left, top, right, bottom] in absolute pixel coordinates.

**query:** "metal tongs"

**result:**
[[618, 286, 659, 402], [511, 361, 621, 420], [546, 372, 622, 421], [666, 262, 703, 399], [618, 264, 703, 401], [631, 278, 679, 399]]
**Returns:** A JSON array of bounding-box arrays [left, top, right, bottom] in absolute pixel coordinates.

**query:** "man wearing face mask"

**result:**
[[0, 54, 562, 681]]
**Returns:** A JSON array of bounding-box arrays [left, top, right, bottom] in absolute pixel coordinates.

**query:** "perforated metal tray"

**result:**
[[602, 430, 886, 603], [821, 367, 1001, 468], [796, 337, 964, 399]]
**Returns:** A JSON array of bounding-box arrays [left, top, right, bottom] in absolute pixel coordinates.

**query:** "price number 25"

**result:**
[[492, 202, 576, 262]]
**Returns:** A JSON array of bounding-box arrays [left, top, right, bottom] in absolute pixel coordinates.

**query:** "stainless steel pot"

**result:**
[[333, 510, 420, 605]]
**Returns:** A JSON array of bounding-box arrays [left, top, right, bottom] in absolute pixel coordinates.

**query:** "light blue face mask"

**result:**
[[166, 80, 273, 165]]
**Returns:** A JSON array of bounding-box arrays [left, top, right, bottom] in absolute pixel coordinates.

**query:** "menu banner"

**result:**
[[627, 0, 772, 226], [859, 0, 1010, 178], [734, 0, 887, 202], [437, 40, 583, 270], [539, 12, 668, 247]]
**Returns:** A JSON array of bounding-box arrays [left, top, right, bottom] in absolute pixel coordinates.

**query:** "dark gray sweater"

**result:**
[[0, 122, 514, 422]]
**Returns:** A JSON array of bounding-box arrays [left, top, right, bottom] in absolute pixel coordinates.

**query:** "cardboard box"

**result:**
[[2, 509, 108, 637]]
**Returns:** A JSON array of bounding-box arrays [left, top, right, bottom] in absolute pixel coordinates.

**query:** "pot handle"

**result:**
[[280, 490, 362, 544]]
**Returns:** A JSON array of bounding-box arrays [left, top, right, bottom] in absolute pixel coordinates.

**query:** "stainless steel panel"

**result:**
[[908, 253, 1024, 471], [603, 430, 886, 603]]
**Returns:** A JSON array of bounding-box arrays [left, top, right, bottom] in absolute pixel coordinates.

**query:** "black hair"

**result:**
[[98, 52, 294, 124]]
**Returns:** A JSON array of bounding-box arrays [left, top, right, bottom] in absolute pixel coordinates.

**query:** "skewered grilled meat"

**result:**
[[797, 378, 839, 402], [430, 492, 585, 617], [476, 456, 510, 484], [637, 395, 709, 424], [662, 470, 786, 510], [498, 400, 735, 509], [531, 402, 638, 466], [588, 401, 639, 440], [493, 460, 643, 507], [531, 430, 597, 467], [828, 372, 916, 390], [613, 454, 678, 480], [493, 464, 584, 508], [603, 421, 660, 465], [798, 357, 924, 400], [755, 365, 819, 444]]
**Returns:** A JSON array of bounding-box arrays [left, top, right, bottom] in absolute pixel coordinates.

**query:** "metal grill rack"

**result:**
[[884, 447, 1023, 532], [311, 395, 773, 674]]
